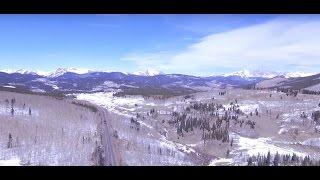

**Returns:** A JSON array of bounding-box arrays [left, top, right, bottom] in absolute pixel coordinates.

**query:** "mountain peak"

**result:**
[[48, 68, 93, 78], [223, 70, 278, 78], [0, 69, 49, 76]]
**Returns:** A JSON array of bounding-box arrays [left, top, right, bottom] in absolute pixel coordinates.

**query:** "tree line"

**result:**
[[247, 151, 320, 166]]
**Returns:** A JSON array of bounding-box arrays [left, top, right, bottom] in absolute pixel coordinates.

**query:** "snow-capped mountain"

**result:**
[[1, 68, 316, 79], [47, 68, 94, 78], [2, 67, 121, 77], [223, 70, 316, 79], [0, 68, 93, 78], [0, 69, 49, 76], [255, 73, 320, 91], [1, 67, 319, 95], [283, 72, 316, 78], [131, 69, 164, 76], [222, 70, 281, 78]]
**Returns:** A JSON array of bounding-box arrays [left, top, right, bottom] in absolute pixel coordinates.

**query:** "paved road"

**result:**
[[98, 107, 117, 166]]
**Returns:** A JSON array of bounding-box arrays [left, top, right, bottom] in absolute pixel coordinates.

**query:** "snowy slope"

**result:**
[[0, 158, 21, 166], [255, 76, 289, 89], [304, 83, 320, 92]]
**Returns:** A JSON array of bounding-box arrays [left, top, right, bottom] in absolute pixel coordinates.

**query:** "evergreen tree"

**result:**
[[266, 151, 271, 166], [273, 152, 280, 166], [291, 153, 298, 164], [226, 149, 230, 158], [247, 157, 253, 166], [7, 133, 13, 148], [11, 107, 14, 116]]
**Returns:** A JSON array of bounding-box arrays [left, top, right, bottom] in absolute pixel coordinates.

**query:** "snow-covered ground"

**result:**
[[256, 77, 288, 89], [305, 83, 320, 92], [2, 85, 16, 89], [230, 133, 306, 158], [209, 158, 233, 166], [76, 92, 145, 118], [76, 92, 195, 165], [32, 78, 59, 90], [0, 91, 101, 166], [75, 88, 320, 166], [0, 105, 39, 117], [238, 101, 259, 114], [0, 157, 21, 166], [77, 92, 143, 110], [302, 138, 320, 148]]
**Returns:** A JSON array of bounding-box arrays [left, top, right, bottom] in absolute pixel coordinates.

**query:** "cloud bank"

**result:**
[[123, 17, 320, 76]]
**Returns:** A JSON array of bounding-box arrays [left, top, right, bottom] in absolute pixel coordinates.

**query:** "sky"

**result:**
[[0, 14, 320, 76]]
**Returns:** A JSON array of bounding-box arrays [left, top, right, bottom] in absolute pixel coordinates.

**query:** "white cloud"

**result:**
[[123, 17, 320, 75]]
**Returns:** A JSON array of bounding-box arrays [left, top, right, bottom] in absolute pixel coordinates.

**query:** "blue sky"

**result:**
[[0, 14, 320, 75]]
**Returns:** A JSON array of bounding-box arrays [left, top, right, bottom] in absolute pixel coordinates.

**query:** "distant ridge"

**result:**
[[0, 68, 316, 78]]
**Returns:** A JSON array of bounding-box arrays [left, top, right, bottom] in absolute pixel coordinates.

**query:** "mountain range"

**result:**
[[256, 73, 320, 92], [0, 68, 318, 96], [1, 68, 316, 78]]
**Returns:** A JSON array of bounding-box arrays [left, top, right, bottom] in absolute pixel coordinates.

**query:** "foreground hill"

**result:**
[[0, 91, 103, 165]]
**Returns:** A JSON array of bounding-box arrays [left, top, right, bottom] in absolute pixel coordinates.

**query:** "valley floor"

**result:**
[[76, 88, 320, 166], [1, 87, 320, 166]]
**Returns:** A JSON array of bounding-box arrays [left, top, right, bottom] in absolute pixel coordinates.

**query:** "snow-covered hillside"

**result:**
[[0, 91, 101, 166], [255, 76, 289, 89], [304, 83, 320, 92]]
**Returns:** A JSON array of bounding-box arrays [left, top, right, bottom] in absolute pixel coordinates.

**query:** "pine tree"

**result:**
[[11, 107, 14, 116], [291, 153, 298, 164], [7, 133, 13, 148], [273, 152, 280, 166], [11, 98, 15, 107], [266, 151, 271, 166], [247, 157, 253, 166], [226, 149, 230, 158]]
